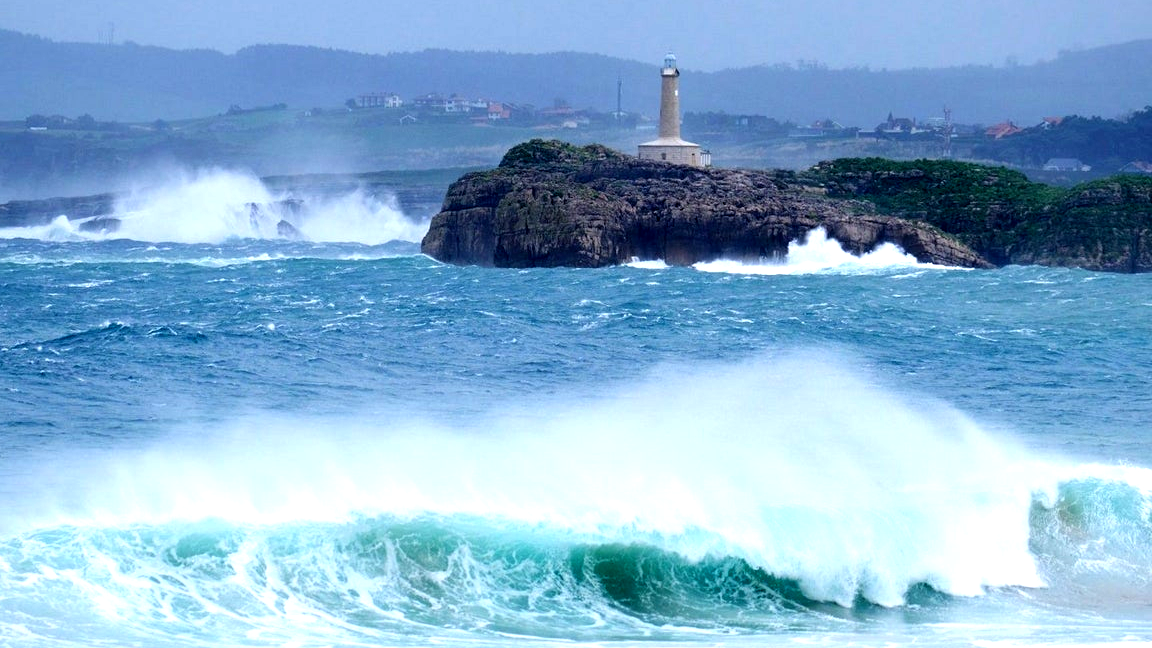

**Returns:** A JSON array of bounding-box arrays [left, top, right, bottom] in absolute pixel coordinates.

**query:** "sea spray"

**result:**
[[112, 168, 279, 242], [289, 188, 427, 245], [0, 214, 89, 242], [0, 168, 429, 245], [19, 352, 1054, 607], [692, 227, 947, 275], [112, 168, 428, 244]]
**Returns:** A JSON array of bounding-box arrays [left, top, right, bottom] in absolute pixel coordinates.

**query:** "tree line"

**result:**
[[975, 107, 1152, 170]]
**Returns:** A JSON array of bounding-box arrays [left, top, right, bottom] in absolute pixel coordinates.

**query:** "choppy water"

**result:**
[[1, 171, 1151, 647]]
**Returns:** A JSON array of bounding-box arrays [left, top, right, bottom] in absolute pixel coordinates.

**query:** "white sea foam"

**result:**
[[0, 215, 89, 242], [693, 227, 948, 275], [624, 259, 670, 270], [13, 351, 1105, 608], [0, 168, 429, 245]]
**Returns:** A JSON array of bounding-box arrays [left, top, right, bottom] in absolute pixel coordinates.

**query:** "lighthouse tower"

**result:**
[[638, 53, 706, 167]]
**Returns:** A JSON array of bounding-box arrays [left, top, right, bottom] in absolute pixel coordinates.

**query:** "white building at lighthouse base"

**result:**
[[638, 137, 708, 167]]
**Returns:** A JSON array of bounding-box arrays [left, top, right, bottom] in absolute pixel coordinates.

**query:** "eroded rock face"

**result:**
[[1019, 180, 1152, 273], [422, 140, 993, 269], [0, 194, 116, 227]]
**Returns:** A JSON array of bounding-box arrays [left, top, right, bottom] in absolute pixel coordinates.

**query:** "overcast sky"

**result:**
[[3, 0, 1150, 70]]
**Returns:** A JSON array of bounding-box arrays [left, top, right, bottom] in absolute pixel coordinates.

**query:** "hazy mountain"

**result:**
[[2, 29, 1150, 126]]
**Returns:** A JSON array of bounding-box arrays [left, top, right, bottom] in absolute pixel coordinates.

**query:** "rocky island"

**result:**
[[422, 139, 1152, 272], [422, 140, 991, 269]]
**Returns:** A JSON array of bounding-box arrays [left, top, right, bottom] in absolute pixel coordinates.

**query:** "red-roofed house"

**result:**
[[985, 121, 1022, 139], [487, 102, 511, 121]]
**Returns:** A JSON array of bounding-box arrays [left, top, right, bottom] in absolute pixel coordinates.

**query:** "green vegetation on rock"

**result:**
[[498, 139, 626, 169], [806, 157, 1152, 270]]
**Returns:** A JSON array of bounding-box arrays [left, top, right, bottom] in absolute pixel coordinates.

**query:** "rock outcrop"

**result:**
[[0, 193, 116, 227], [422, 140, 992, 269], [1017, 178, 1152, 273], [0, 194, 310, 240]]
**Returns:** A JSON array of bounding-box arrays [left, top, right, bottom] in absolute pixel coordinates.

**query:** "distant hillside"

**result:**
[[2, 29, 1151, 126]]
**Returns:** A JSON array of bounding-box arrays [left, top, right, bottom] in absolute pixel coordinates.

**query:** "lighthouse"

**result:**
[[638, 53, 707, 167]]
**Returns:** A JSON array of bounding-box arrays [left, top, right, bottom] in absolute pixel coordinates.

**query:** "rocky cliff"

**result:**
[[422, 140, 992, 269], [1017, 178, 1152, 273], [0, 193, 116, 228]]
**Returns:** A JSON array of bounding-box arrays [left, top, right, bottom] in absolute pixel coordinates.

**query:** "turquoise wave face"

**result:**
[[3, 471, 1150, 648], [1, 517, 809, 643], [1031, 470, 1152, 594]]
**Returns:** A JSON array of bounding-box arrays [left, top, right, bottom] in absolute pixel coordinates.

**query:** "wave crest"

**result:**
[[5, 469, 1151, 647], [12, 353, 1057, 608]]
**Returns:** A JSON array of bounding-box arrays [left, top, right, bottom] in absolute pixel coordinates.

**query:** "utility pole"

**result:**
[[942, 106, 954, 159], [616, 73, 623, 127]]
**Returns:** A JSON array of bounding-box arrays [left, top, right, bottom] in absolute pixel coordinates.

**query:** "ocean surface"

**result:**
[[1, 170, 1151, 647]]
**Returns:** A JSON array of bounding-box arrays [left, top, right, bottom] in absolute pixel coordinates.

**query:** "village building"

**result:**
[[790, 119, 855, 138], [357, 93, 403, 109], [446, 95, 472, 113], [412, 93, 449, 112], [985, 121, 1023, 139], [487, 102, 511, 121], [871, 113, 936, 139], [876, 113, 926, 135], [410, 93, 499, 116]]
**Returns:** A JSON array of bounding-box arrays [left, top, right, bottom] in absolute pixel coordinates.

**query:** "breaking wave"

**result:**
[[4, 353, 1150, 647], [691, 227, 948, 275], [0, 168, 429, 245]]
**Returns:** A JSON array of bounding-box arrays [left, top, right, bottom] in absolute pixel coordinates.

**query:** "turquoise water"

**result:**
[[1, 175, 1151, 646]]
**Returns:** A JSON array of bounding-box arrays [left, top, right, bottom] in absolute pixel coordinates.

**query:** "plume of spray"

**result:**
[[292, 188, 427, 244], [98, 167, 429, 244], [16, 351, 1077, 607], [692, 227, 947, 274], [112, 168, 277, 242]]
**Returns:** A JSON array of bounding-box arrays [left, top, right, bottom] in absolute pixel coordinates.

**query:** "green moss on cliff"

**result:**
[[806, 157, 1152, 269], [810, 158, 1059, 211], [498, 139, 626, 169]]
